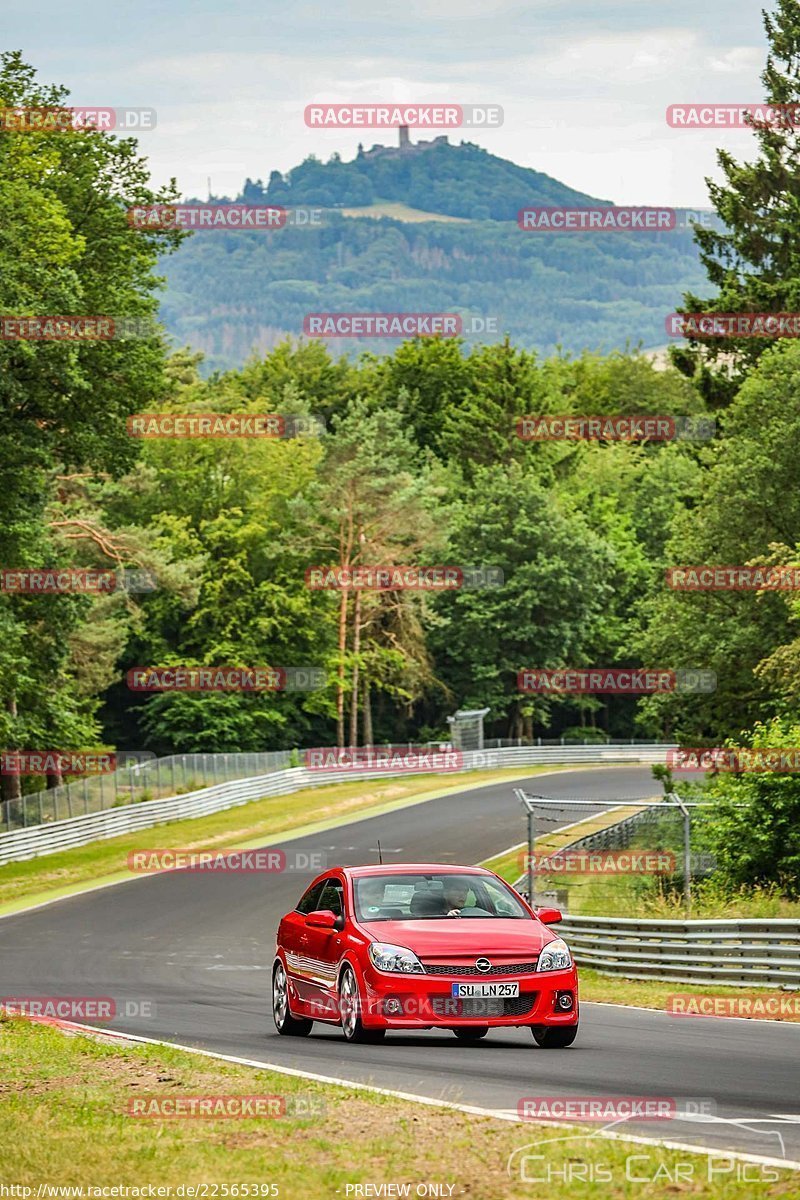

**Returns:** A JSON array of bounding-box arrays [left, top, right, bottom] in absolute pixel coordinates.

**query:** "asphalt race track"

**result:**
[[2, 766, 799, 1166]]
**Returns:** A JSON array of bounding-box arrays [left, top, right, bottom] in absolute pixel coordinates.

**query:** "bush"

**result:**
[[694, 718, 800, 899], [560, 726, 610, 744]]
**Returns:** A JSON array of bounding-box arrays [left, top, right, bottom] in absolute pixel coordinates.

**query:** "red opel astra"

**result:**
[[272, 863, 579, 1045]]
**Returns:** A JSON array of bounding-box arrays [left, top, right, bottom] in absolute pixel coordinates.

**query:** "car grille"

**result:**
[[504, 994, 537, 1017], [422, 961, 538, 976], [455, 994, 537, 1018]]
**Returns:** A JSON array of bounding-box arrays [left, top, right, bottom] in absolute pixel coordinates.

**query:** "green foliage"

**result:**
[[159, 212, 708, 375], [261, 138, 603, 219], [637, 340, 800, 739], [674, 0, 800, 403], [697, 718, 800, 898]]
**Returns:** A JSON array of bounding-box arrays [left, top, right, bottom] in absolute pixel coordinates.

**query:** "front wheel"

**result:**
[[532, 1023, 578, 1048], [273, 961, 313, 1036], [453, 1026, 489, 1041], [339, 965, 385, 1044]]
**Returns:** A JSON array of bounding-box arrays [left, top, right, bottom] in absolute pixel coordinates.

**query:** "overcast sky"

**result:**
[[6, 0, 770, 207]]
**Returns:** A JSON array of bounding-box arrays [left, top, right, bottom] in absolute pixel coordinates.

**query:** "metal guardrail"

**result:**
[[1, 742, 674, 832], [0, 743, 674, 866], [0, 751, 294, 832], [559, 914, 800, 987]]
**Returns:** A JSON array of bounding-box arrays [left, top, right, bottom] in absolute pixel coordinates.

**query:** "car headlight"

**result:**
[[368, 942, 426, 974], [537, 938, 572, 972]]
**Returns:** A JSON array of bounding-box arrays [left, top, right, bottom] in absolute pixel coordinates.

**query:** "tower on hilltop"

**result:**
[[399, 124, 410, 150]]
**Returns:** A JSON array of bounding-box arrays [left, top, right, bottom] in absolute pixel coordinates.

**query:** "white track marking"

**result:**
[[8, 1009, 799, 1172]]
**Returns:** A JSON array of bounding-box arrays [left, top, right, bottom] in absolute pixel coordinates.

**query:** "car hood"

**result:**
[[356, 917, 558, 958]]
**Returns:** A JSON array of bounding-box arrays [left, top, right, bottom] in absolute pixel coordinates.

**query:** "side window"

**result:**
[[317, 878, 344, 918], [295, 880, 324, 915]]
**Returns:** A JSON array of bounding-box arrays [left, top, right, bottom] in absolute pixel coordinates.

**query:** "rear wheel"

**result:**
[[532, 1023, 578, 1048], [453, 1026, 489, 1041], [273, 961, 313, 1036], [339, 965, 385, 1044]]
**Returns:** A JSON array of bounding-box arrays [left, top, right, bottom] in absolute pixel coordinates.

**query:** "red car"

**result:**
[[272, 863, 578, 1046]]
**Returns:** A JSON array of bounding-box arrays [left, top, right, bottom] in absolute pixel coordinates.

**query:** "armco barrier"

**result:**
[[0, 743, 673, 866], [558, 914, 800, 987]]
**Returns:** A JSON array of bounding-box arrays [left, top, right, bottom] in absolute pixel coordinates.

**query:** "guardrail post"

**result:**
[[669, 791, 692, 916]]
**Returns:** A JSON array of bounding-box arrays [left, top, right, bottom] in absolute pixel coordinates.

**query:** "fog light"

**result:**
[[384, 998, 403, 1015], [555, 991, 574, 1012]]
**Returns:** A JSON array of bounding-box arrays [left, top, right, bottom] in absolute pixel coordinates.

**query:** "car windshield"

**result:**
[[353, 872, 530, 921]]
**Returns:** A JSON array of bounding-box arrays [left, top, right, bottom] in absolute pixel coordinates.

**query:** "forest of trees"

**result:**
[[3, 0, 800, 905], [247, 137, 601, 218], [159, 208, 710, 373]]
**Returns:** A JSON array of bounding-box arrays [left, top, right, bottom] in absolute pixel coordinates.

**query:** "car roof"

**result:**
[[341, 863, 494, 878]]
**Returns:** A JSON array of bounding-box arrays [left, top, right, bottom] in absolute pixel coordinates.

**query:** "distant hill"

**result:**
[[244, 135, 606, 220], [158, 136, 713, 373]]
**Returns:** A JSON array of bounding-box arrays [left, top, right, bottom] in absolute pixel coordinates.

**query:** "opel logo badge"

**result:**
[[475, 957, 492, 973]]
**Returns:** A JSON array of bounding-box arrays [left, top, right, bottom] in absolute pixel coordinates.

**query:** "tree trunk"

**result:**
[[1, 694, 21, 805], [363, 676, 373, 746], [336, 590, 348, 748], [349, 589, 362, 748]]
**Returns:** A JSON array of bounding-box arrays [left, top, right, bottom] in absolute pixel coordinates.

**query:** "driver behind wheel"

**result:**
[[443, 880, 470, 916]]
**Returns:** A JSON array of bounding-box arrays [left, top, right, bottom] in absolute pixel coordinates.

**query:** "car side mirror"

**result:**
[[305, 909, 338, 929], [535, 907, 562, 925]]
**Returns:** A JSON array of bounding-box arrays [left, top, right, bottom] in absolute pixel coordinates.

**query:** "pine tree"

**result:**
[[673, 0, 800, 406]]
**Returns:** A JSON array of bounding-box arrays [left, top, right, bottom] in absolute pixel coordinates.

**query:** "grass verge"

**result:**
[[0, 766, 569, 916], [482, 803, 649, 885], [1, 1015, 795, 1196]]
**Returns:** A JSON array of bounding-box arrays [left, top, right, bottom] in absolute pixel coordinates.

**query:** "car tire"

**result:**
[[531, 1023, 578, 1048], [452, 1026, 489, 1041], [338, 964, 385, 1043], [272, 960, 313, 1036]]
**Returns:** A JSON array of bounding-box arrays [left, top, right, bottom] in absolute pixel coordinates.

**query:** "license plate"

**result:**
[[451, 981, 519, 998]]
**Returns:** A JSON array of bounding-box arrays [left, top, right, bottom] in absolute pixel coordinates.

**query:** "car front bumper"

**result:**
[[359, 965, 579, 1029]]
